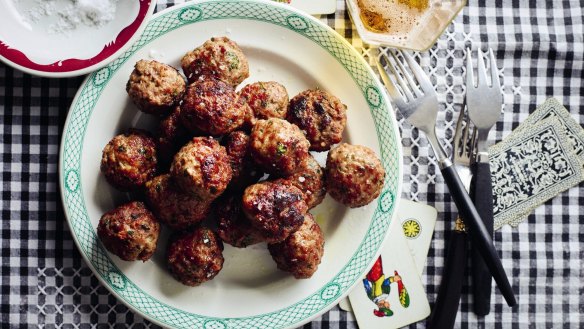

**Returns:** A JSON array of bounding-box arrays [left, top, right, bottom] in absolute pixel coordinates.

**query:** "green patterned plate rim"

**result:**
[[59, 0, 402, 328]]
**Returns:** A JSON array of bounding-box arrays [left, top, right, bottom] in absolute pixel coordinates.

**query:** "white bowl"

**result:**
[[0, 0, 156, 77]]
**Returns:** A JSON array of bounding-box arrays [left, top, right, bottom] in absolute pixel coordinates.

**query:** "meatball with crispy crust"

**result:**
[[97, 201, 160, 262], [250, 118, 310, 175], [325, 143, 385, 208], [157, 106, 192, 168], [170, 137, 232, 200], [180, 78, 246, 136], [287, 89, 347, 151], [167, 227, 224, 286], [272, 156, 326, 209], [215, 193, 264, 248], [268, 213, 324, 279], [223, 131, 263, 191], [100, 129, 157, 191], [240, 81, 289, 128], [242, 181, 308, 243], [181, 36, 249, 86], [145, 174, 211, 230], [126, 60, 186, 115]]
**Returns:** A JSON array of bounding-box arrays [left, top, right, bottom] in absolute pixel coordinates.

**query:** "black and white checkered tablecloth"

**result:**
[[1, 0, 582, 328]]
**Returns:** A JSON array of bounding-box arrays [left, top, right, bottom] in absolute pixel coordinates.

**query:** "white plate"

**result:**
[[59, 1, 402, 328], [0, 0, 156, 77]]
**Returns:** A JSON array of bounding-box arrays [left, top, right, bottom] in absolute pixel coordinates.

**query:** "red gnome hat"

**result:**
[[366, 256, 383, 282]]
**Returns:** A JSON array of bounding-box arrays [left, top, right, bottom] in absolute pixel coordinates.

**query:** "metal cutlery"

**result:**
[[466, 48, 503, 316], [375, 48, 516, 307], [427, 105, 474, 329]]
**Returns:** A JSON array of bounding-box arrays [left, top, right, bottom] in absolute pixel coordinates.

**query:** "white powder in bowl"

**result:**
[[74, 0, 118, 25], [51, 0, 119, 34], [17, 0, 119, 35]]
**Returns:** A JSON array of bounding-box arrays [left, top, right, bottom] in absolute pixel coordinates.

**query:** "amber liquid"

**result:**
[[357, 0, 430, 35]]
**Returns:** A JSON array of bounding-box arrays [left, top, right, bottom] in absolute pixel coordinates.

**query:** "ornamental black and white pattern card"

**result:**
[[490, 117, 584, 229], [515, 98, 584, 158]]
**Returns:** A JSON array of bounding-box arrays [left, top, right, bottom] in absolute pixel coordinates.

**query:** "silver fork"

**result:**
[[466, 48, 503, 316], [375, 48, 516, 307], [466, 48, 501, 163], [428, 106, 475, 329]]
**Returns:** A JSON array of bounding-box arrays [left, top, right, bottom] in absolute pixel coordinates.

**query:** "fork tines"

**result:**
[[466, 48, 500, 89], [377, 48, 433, 105]]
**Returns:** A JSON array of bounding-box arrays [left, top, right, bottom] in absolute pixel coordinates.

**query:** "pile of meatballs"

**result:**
[[97, 36, 386, 287]]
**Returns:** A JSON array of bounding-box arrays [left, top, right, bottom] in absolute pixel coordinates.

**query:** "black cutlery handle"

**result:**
[[427, 225, 467, 329], [440, 164, 516, 307], [470, 161, 494, 316]]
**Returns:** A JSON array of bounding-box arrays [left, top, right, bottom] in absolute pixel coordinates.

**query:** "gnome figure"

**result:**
[[362, 256, 410, 317]]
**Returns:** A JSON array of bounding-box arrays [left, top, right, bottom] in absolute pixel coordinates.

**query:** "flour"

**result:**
[[18, 0, 119, 35], [25, 1, 56, 23]]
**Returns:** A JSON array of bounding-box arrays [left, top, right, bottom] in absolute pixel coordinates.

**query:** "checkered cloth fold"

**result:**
[[1, 0, 582, 328]]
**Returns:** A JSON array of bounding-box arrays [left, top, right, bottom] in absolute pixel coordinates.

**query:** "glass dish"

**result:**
[[346, 0, 466, 51]]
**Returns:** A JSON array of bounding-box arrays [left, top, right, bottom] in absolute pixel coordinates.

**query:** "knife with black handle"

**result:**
[[470, 160, 494, 315], [427, 218, 467, 329]]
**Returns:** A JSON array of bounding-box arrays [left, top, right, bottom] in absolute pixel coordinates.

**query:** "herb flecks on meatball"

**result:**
[[100, 129, 157, 191], [170, 137, 232, 200], [181, 36, 249, 87], [249, 118, 310, 175], [97, 201, 160, 262], [145, 174, 211, 230], [223, 131, 263, 191], [325, 143, 385, 208], [272, 155, 326, 209], [167, 227, 224, 286], [126, 60, 186, 116], [268, 213, 324, 279], [180, 78, 246, 136], [242, 181, 308, 243], [215, 193, 265, 248], [287, 89, 347, 152], [240, 81, 289, 128]]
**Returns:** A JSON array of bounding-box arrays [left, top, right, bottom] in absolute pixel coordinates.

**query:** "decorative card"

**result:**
[[397, 200, 437, 275], [490, 117, 584, 229], [348, 218, 430, 328], [338, 200, 436, 313]]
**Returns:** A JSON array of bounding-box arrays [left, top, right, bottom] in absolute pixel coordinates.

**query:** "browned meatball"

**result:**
[[242, 181, 308, 243], [249, 118, 310, 175], [170, 137, 232, 200], [97, 201, 160, 262], [100, 129, 157, 191], [272, 156, 326, 209], [325, 143, 385, 208], [181, 36, 249, 86], [268, 213, 324, 279], [126, 60, 186, 115], [180, 78, 246, 136], [167, 227, 224, 286], [145, 174, 211, 230], [157, 106, 192, 168], [214, 193, 264, 248], [239, 81, 289, 128], [287, 89, 347, 151], [223, 131, 263, 191]]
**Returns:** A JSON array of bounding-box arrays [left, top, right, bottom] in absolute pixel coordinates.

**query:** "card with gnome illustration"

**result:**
[[349, 216, 430, 329]]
